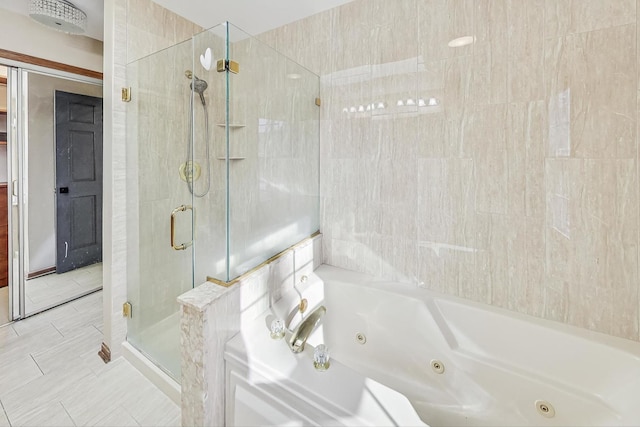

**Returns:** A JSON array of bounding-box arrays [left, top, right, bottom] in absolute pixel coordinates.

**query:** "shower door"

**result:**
[[125, 38, 197, 381], [126, 23, 229, 381]]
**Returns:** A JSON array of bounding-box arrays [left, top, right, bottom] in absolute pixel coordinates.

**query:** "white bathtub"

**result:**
[[224, 264, 640, 426]]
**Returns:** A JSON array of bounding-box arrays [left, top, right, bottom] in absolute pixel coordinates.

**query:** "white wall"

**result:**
[[0, 9, 103, 73]]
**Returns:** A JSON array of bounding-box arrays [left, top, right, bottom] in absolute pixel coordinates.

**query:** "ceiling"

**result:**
[[152, 0, 355, 36], [0, 0, 104, 41]]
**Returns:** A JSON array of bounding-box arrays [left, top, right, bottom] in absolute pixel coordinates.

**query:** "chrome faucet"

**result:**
[[288, 305, 326, 353]]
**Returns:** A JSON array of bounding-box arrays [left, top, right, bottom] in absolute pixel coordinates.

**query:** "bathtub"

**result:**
[[224, 264, 640, 426]]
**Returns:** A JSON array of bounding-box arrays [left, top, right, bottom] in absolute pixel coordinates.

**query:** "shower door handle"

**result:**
[[170, 204, 193, 251]]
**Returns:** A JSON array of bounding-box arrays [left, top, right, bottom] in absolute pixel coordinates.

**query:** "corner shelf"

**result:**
[[216, 123, 246, 129], [217, 157, 246, 161], [216, 122, 246, 159]]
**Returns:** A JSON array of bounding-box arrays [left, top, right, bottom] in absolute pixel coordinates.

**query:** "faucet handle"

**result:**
[[313, 344, 330, 371], [269, 318, 285, 339]]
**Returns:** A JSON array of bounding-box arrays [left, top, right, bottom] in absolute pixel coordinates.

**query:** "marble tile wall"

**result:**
[[262, 0, 640, 341]]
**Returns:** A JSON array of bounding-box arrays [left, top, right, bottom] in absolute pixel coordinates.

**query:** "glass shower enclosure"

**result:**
[[125, 23, 320, 381]]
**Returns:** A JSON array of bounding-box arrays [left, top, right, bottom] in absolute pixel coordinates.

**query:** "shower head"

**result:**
[[185, 70, 208, 106]]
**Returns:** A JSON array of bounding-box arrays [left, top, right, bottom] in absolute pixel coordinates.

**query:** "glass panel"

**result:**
[[191, 24, 228, 285], [125, 21, 321, 379], [23, 71, 103, 316], [126, 38, 196, 381], [226, 23, 320, 280]]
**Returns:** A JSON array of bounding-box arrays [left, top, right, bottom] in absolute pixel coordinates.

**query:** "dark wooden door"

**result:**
[[55, 91, 103, 274]]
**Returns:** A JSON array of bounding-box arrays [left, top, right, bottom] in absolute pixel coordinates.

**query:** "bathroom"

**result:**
[[107, 0, 640, 425]]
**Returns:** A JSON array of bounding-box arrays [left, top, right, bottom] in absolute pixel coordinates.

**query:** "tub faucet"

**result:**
[[288, 305, 326, 353]]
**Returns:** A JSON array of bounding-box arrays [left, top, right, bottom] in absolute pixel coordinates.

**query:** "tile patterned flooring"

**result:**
[[0, 291, 181, 427], [1, 264, 104, 326], [25, 264, 104, 316]]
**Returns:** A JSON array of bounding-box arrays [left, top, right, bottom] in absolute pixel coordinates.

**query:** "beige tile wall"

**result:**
[[262, 0, 640, 341]]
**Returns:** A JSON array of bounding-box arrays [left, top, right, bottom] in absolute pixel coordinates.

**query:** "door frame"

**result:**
[[7, 65, 102, 321]]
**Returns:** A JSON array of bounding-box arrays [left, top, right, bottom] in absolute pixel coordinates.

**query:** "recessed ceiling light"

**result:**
[[448, 36, 475, 48], [286, 73, 302, 79]]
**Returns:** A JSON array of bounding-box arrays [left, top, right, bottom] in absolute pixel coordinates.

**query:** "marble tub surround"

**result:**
[[179, 234, 322, 427], [258, 0, 640, 342]]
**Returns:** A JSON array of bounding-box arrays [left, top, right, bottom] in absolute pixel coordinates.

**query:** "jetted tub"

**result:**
[[224, 265, 640, 426]]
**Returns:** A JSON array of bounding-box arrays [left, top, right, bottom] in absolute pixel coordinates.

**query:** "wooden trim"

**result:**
[[0, 77, 6, 85], [98, 342, 111, 363], [0, 48, 103, 80], [27, 266, 56, 279]]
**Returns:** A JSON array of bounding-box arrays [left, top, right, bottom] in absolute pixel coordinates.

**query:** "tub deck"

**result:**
[[225, 314, 427, 426]]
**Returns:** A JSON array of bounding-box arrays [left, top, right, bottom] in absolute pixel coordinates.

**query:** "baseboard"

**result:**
[[27, 266, 56, 279]]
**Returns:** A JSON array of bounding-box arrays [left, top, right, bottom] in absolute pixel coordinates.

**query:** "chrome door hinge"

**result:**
[[217, 59, 240, 74], [121, 87, 131, 102], [122, 302, 132, 318]]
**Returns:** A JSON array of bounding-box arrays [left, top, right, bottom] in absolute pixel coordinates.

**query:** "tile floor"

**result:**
[[0, 291, 181, 427], [25, 263, 103, 315]]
